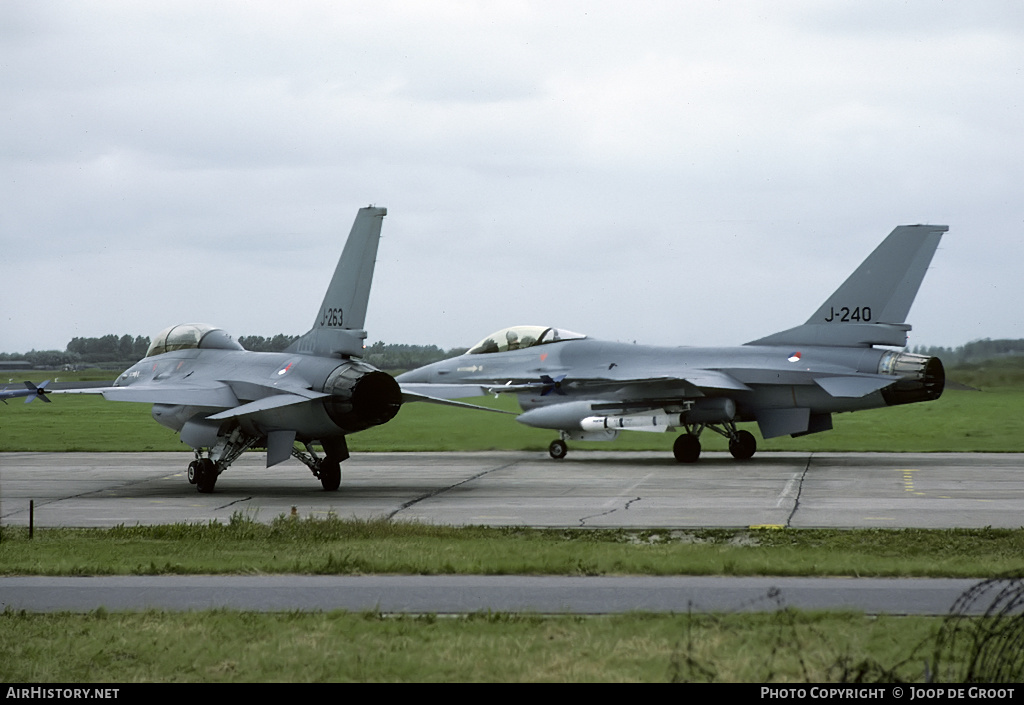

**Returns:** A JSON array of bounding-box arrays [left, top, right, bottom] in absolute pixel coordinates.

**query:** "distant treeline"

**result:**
[[0, 334, 152, 369], [911, 339, 1024, 367], [363, 341, 468, 371], [1, 334, 466, 371], [238, 336, 467, 370], [236, 335, 299, 352]]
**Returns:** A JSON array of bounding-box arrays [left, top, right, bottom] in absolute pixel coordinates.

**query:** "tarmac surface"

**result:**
[[2, 451, 1023, 529], [0, 575, 994, 615]]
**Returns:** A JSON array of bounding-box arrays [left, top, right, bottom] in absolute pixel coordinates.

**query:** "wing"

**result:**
[[55, 378, 329, 416], [56, 383, 239, 407], [482, 368, 751, 397]]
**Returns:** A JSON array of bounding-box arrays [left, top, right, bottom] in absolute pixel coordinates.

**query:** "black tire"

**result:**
[[187, 460, 199, 485], [548, 439, 568, 460], [196, 458, 218, 494], [729, 430, 757, 460], [320, 460, 342, 491], [673, 434, 701, 463]]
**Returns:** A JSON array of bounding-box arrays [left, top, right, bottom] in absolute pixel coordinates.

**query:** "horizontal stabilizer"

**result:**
[[814, 375, 894, 398], [206, 393, 320, 421]]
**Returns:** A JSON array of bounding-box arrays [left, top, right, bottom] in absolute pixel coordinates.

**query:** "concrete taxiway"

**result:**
[[2, 451, 1022, 529], [0, 575, 992, 615]]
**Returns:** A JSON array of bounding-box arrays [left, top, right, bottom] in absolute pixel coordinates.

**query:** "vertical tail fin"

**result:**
[[286, 206, 387, 357], [748, 224, 947, 347]]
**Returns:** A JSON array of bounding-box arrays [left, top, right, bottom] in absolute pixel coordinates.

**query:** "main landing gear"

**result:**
[[545, 423, 758, 463], [291, 437, 349, 492], [672, 423, 757, 463], [186, 433, 351, 493], [294, 449, 343, 491]]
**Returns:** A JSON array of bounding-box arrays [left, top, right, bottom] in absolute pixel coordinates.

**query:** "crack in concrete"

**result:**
[[385, 460, 521, 521], [784, 454, 813, 527], [216, 496, 254, 511], [579, 496, 642, 526], [0, 471, 182, 521]]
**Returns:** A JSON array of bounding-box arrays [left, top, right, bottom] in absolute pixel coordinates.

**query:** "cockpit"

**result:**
[[468, 326, 586, 355], [145, 323, 245, 358]]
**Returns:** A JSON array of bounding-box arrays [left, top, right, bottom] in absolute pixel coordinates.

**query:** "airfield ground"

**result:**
[[1, 371, 1023, 682]]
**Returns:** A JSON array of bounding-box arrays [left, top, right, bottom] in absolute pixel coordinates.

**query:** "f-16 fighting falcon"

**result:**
[[61, 206, 487, 493], [397, 224, 948, 462]]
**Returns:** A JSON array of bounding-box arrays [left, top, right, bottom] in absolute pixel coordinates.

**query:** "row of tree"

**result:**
[[1, 335, 468, 371], [911, 339, 1024, 367], [67, 335, 151, 362]]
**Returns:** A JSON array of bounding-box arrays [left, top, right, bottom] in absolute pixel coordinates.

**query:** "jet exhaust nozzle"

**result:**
[[322, 361, 403, 432], [878, 351, 945, 406]]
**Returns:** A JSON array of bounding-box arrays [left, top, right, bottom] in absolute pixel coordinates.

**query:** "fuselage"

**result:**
[[397, 337, 943, 423], [116, 347, 401, 444]]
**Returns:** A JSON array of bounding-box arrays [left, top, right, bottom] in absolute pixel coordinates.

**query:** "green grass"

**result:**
[[0, 519, 1011, 683], [2, 517, 1023, 578], [3, 363, 1023, 453], [0, 609, 947, 682], [3, 387, 1024, 453]]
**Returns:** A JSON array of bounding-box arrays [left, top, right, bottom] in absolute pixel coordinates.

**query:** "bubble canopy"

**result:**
[[145, 323, 244, 357], [468, 326, 586, 355]]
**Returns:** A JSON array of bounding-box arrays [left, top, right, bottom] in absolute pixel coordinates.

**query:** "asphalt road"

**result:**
[[0, 575, 995, 615], [2, 451, 1023, 529]]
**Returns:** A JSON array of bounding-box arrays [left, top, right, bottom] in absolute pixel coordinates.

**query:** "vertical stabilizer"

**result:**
[[286, 206, 387, 357], [747, 224, 947, 347]]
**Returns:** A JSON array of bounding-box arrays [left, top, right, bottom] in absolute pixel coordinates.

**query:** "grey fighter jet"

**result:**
[[61, 206, 481, 493], [397, 224, 948, 462]]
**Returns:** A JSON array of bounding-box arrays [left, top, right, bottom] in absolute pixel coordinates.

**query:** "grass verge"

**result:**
[[3, 387, 1024, 452], [0, 609, 949, 682], [3, 516, 1024, 578]]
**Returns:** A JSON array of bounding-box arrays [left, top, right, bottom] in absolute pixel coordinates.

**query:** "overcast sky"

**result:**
[[3, 1, 1022, 355]]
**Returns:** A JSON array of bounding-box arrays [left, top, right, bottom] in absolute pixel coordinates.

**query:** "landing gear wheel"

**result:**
[[728, 430, 757, 460], [673, 433, 701, 463], [548, 439, 568, 460], [195, 458, 218, 494], [187, 460, 199, 485], [319, 460, 341, 491]]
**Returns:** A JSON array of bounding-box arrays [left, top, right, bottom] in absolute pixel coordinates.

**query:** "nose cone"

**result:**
[[395, 364, 436, 384]]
